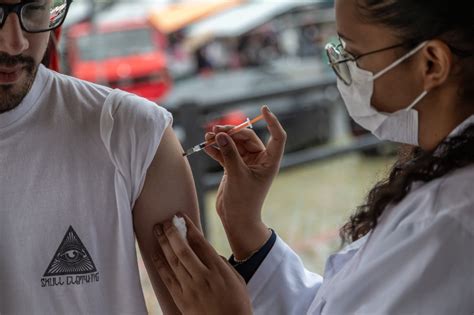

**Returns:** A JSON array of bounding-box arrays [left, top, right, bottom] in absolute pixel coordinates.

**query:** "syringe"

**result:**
[[183, 114, 264, 157]]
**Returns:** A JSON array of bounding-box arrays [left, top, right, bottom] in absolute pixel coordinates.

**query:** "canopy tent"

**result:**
[[187, 0, 328, 39], [149, 0, 243, 34]]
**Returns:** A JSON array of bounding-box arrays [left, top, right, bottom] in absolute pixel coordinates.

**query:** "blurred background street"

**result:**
[[55, 0, 400, 312]]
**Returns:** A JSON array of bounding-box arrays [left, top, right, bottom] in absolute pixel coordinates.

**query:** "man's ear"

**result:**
[[420, 39, 453, 91]]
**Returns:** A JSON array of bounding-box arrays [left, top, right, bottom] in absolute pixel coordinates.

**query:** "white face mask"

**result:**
[[337, 41, 428, 145]]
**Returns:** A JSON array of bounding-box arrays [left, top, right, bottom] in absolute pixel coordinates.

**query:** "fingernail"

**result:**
[[154, 224, 163, 237], [263, 105, 270, 112], [217, 134, 228, 147], [206, 133, 216, 141], [163, 220, 173, 231]]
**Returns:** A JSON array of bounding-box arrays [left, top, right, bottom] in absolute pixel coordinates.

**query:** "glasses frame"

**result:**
[[0, 0, 73, 33], [325, 40, 406, 85]]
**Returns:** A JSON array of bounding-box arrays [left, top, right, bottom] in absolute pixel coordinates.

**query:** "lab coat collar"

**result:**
[[446, 114, 474, 139], [432, 114, 474, 156]]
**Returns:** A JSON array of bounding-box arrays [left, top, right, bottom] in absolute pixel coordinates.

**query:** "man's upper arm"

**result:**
[[133, 126, 200, 313]]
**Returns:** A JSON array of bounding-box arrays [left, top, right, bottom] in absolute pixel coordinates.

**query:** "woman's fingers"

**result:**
[[210, 126, 265, 161], [181, 214, 224, 268], [213, 125, 233, 134], [214, 126, 265, 153], [161, 220, 209, 277], [213, 110, 284, 157], [214, 133, 247, 177], [219, 255, 246, 283], [203, 132, 224, 164], [152, 238, 182, 295], [262, 106, 286, 161], [232, 130, 266, 153], [205, 132, 215, 142], [204, 137, 256, 166], [203, 145, 224, 165], [154, 224, 193, 284], [205, 108, 285, 168]]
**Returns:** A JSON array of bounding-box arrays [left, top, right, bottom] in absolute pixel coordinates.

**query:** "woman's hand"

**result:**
[[204, 106, 286, 259], [153, 214, 252, 315]]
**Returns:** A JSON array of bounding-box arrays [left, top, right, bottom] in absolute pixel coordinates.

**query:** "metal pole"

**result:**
[[180, 102, 208, 237]]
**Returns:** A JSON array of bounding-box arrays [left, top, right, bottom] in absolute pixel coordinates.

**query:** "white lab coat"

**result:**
[[248, 116, 474, 315]]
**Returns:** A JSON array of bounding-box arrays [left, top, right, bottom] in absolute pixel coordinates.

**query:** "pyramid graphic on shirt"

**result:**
[[43, 226, 97, 277]]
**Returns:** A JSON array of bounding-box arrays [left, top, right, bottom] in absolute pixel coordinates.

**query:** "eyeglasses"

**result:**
[[0, 0, 73, 33], [325, 40, 405, 85]]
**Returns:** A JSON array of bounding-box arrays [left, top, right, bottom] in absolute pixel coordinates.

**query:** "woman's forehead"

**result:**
[[335, 0, 398, 48], [335, 0, 367, 42]]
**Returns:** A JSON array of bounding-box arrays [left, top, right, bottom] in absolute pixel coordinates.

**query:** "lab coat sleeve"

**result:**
[[371, 215, 474, 314], [321, 210, 474, 315], [246, 235, 323, 315]]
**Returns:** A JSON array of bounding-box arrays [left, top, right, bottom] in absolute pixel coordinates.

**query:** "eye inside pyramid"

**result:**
[[43, 226, 98, 277]]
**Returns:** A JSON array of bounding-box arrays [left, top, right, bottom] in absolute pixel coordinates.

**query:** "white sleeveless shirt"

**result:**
[[0, 65, 172, 314]]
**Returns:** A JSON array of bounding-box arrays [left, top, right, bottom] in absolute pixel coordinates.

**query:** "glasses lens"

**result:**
[[0, 8, 4, 22], [22, 0, 68, 32], [325, 43, 352, 85]]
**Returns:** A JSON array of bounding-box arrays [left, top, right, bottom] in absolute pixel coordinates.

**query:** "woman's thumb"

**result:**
[[216, 133, 245, 175]]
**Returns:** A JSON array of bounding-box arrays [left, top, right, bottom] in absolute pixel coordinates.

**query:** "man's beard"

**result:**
[[0, 53, 37, 114]]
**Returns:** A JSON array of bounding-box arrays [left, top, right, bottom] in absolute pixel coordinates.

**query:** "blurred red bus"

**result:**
[[66, 20, 172, 101]]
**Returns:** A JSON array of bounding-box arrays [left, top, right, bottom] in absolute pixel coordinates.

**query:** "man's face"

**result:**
[[0, 0, 50, 113]]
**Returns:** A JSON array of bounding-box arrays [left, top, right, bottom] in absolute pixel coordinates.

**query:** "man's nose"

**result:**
[[0, 13, 29, 56]]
